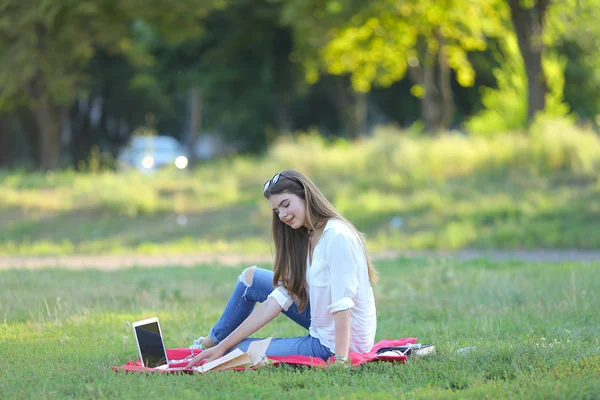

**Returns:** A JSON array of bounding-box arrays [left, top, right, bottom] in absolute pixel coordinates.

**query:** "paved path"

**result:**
[[0, 250, 598, 270]]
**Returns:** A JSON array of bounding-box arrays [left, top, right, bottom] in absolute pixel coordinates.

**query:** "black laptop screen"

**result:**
[[135, 321, 167, 368]]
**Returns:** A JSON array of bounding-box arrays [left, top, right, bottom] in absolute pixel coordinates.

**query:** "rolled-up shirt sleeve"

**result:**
[[267, 286, 294, 311], [325, 232, 359, 314]]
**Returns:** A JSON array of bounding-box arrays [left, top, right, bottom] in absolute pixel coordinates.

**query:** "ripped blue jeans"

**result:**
[[207, 267, 333, 361]]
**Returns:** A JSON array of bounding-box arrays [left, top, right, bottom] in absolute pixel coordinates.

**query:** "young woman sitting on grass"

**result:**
[[187, 170, 378, 367]]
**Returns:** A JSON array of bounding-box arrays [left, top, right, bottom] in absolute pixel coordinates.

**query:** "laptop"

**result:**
[[132, 317, 271, 372], [132, 317, 173, 369]]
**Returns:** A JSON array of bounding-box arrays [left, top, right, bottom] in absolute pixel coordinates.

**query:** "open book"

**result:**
[[188, 337, 272, 373]]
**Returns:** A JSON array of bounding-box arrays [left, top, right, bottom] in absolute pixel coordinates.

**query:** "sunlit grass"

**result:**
[[0, 120, 599, 255], [1, 257, 599, 398]]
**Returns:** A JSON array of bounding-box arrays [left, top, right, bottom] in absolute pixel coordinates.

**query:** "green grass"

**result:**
[[1, 119, 600, 255], [1, 257, 599, 399]]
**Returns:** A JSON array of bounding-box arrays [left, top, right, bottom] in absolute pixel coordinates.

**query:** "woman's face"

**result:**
[[268, 192, 307, 229]]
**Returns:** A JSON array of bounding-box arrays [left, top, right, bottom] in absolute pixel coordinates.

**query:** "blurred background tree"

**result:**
[[308, 0, 505, 133], [0, 0, 599, 170], [0, 0, 221, 170]]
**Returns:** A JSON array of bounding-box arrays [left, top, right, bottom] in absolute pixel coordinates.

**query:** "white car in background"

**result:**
[[117, 135, 189, 172]]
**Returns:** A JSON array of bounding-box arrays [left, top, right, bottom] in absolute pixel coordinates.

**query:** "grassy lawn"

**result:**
[[1, 122, 600, 256], [1, 257, 599, 399]]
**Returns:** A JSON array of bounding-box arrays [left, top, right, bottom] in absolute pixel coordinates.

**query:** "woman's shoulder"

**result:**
[[324, 219, 359, 241], [323, 219, 366, 259]]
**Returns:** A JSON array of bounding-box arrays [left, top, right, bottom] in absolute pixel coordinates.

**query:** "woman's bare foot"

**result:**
[[200, 336, 216, 349], [190, 335, 217, 349]]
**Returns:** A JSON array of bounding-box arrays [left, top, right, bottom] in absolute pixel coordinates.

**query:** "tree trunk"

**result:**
[[0, 113, 18, 167], [70, 95, 94, 169], [437, 32, 455, 130], [34, 97, 65, 171], [422, 58, 442, 133], [408, 51, 443, 134], [274, 92, 293, 134], [327, 77, 369, 138], [507, 0, 549, 122], [187, 86, 202, 169], [16, 107, 41, 168], [355, 91, 368, 137], [329, 76, 357, 138]]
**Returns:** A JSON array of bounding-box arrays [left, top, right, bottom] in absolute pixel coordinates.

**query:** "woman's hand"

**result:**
[[183, 298, 283, 370], [185, 345, 226, 369]]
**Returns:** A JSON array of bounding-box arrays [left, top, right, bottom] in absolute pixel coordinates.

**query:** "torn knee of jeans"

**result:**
[[238, 265, 256, 287]]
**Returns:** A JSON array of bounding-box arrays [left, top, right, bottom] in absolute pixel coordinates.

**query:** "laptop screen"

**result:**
[[134, 320, 168, 368]]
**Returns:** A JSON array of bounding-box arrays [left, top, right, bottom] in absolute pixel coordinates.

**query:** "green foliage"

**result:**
[[76, 146, 116, 173], [279, 0, 364, 84], [550, 0, 600, 123], [0, 0, 220, 152], [542, 51, 571, 118], [464, 34, 526, 135], [320, 0, 503, 92], [1, 258, 599, 398], [2, 0, 599, 170], [465, 32, 572, 135], [76, 173, 162, 216]]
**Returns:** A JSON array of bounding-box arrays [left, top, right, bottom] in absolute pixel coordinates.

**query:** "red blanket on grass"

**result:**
[[112, 338, 417, 374]]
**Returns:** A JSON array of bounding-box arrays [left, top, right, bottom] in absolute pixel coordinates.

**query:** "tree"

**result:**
[[546, 0, 600, 124], [280, 0, 378, 137], [506, 0, 551, 123], [0, 0, 217, 170], [283, 0, 506, 133], [466, 0, 582, 134], [155, 0, 309, 151]]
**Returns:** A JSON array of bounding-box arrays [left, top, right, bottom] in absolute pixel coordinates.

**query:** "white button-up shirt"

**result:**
[[268, 219, 377, 353]]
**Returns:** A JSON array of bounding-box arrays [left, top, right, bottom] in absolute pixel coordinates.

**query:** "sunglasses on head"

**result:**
[[263, 172, 302, 193]]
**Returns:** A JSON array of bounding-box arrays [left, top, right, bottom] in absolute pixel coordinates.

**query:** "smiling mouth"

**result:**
[[285, 217, 295, 225]]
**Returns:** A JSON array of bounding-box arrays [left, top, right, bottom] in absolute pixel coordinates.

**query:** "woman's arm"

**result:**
[[187, 297, 282, 366], [333, 309, 351, 358]]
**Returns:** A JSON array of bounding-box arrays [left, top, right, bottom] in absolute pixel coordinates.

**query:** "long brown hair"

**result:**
[[263, 169, 378, 312]]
